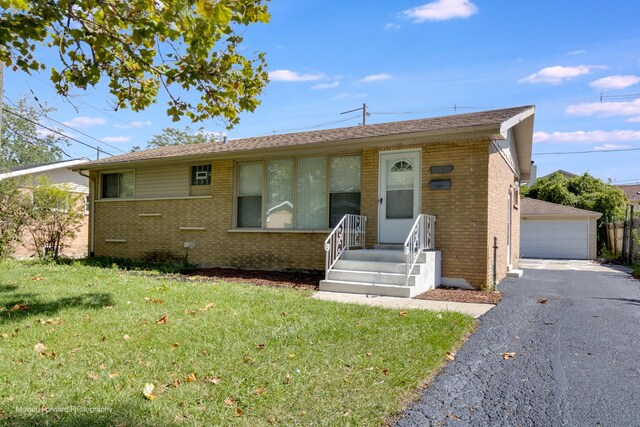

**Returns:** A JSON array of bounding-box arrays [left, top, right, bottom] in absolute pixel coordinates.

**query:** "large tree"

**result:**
[[1, 96, 67, 169], [0, 0, 270, 126], [523, 172, 628, 221]]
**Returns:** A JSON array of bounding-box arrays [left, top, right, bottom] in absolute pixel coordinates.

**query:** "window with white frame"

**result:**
[[101, 172, 134, 199], [191, 164, 212, 186], [237, 163, 263, 228], [330, 156, 361, 227], [236, 155, 361, 229]]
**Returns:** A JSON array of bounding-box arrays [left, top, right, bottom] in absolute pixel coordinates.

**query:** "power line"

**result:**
[[4, 107, 114, 157], [3, 120, 72, 159], [4, 95, 127, 154], [534, 146, 640, 156], [30, 74, 157, 136]]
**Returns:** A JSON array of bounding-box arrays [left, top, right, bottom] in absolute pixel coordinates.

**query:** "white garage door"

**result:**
[[521, 219, 589, 259]]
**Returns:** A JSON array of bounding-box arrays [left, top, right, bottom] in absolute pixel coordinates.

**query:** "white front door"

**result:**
[[379, 150, 421, 244]]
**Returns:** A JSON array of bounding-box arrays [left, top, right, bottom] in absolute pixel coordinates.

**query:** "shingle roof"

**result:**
[[520, 198, 602, 217], [80, 105, 534, 168], [617, 184, 640, 202]]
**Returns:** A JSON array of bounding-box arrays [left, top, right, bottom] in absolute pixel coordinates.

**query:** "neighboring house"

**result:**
[[617, 184, 640, 211], [520, 198, 601, 260], [541, 169, 577, 180], [0, 158, 91, 258], [76, 106, 535, 294]]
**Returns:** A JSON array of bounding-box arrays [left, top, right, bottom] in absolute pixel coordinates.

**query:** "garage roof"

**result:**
[[521, 198, 602, 218]]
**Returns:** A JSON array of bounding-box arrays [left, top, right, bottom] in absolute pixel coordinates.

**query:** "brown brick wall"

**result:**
[[359, 139, 492, 288], [487, 145, 520, 285], [91, 139, 519, 287], [92, 160, 326, 270]]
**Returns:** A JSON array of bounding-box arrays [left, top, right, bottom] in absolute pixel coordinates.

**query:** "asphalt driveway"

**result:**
[[395, 259, 640, 427]]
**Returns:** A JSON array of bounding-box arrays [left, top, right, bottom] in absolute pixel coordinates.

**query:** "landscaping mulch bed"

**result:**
[[185, 268, 323, 290], [415, 288, 502, 305]]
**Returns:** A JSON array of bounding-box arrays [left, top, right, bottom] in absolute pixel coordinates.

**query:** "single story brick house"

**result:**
[[77, 106, 535, 294]]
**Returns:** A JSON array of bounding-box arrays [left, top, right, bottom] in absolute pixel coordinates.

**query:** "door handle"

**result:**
[[379, 197, 383, 205]]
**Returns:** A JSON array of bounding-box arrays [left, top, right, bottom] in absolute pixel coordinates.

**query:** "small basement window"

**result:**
[[101, 172, 134, 199], [191, 164, 212, 186]]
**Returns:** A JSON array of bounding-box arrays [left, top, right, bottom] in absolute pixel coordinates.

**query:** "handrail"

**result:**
[[403, 214, 436, 284], [324, 214, 367, 279]]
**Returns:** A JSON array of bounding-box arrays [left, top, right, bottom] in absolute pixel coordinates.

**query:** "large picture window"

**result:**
[[236, 155, 360, 230], [101, 172, 134, 199]]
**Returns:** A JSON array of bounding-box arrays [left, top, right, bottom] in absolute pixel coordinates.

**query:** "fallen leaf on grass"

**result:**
[[108, 372, 119, 379], [253, 386, 265, 395], [257, 343, 265, 350], [204, 377, 221, 385], [267, 415, 276, 424], [1, 333, 8, 339], [171, 342, 179, 348], [184, 373, 198, 382], [98, 364, 105, 370], [501, 352, 516, 360], [143, 383, 156, 400], [103, 305, 113, 310], [366, 352, 372, 357], [10, 304, 29, 312], [169, 379, 180, 388], [235, 407, 244, 417], [446, 352, 456, 361], [31, 276, 44, 281], [37, 318, 63, 326], [399, 311, 408, 317], [156, 315, 169, 325], [284, 373, 291, 385], [34, 342, 46, 353], [224, 398, 234, 406], [287, 353, 296, 360], [538, 298, 548, 304], [201, 303, 214, 311], [87, 372, 98, 381], [382, 369, 389, 376], [123, 335, 130, 341]]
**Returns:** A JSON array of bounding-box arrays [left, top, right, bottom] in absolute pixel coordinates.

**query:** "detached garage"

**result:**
[[520, 198, 601, 260]]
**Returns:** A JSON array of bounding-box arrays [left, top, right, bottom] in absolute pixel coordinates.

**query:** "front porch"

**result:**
[[320, 214, 441, 297]]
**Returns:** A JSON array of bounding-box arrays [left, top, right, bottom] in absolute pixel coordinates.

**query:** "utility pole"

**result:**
[[340, 103, 370, 125], [0, 64, 4, 139], [96, 146, 100, 160]]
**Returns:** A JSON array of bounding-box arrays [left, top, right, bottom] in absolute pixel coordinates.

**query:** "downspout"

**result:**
[[78, 170, 95, 257]]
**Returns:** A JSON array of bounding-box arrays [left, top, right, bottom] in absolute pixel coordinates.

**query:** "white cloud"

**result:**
[[62, 116, 106, 127], [567, 49, 586, 56], [593, 143, 633, 151], [385, 22, 401, 30], [268, 69, 325, 82], [519, 65, 601, 84], [402, 0, 478, 22], [312, 81, 340, 90], [534, 130, 640, 144], [101, 136, 131, 143], [113, 120, 153, 129], [359, 73, 392, 83], [333, 93, 367, 101], [566, 98, 640, 121], [590, 75, 640, 90]]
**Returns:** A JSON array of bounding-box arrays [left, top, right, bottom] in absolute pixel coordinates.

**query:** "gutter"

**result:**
[[78, 170, 95, 257]]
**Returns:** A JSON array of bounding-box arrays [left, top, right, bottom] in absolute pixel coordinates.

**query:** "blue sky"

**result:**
[[4, 0, 640, 183]]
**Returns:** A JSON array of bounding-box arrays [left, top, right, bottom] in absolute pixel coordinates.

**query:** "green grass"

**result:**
[[0, 260, 474, 426]]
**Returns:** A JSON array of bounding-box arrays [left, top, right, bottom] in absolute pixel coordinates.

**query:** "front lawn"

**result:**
[[0, 260, 473, 426]]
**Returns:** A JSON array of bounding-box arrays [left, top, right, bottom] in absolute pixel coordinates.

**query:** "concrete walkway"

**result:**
[[312, 291, 494, 318]]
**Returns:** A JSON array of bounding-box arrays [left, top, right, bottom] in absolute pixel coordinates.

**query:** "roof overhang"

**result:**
[[0, 159, 91, 180], [499, 107, 535, 183]]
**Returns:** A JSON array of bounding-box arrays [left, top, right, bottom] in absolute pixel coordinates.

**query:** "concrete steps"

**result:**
[[319, 249, 441, 298]]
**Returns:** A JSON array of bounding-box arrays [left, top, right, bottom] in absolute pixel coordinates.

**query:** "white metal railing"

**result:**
[[403, 214, 436, 284], [324, 214, 367, 279]]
